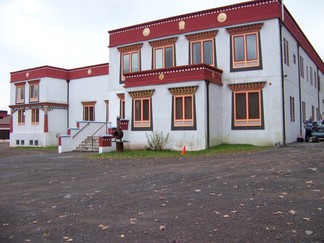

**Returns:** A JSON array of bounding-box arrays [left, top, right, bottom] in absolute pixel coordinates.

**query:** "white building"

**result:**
[[9, 0, 324, 151]]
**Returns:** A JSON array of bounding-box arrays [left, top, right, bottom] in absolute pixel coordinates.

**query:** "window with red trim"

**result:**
[[18, 110, 25, 125], [174, 95, 194, 127], [82, 102, 96, 121], [233, 90, 262, 127], [153, 45, 174, 69], [299, 56, 304, 78], [31, 108, 39, 124], [283, 38, 289, 66], [190, 39, 214, 66], [232, 32, 260, 70], [29, 80, 39, 102], [117, 94, 125, 119], [129, 90, 154, 131], [229, 82, 265, 129], [15, 83, 25, 104], [290, 96, 295, 122], [118, 43, 143, 82], [133, 97, 151, 128], [227, 23, 263, 71], [169, 86, 197, 130]]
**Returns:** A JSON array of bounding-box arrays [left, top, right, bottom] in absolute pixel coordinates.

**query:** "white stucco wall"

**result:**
[[218, 19, 284, 146], [41, 77, 68, 103], [68, 75, 109, 126], [125, 81, 208, 151]]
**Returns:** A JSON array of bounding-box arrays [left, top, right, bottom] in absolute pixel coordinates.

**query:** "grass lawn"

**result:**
[[92, 144, 270, 159]]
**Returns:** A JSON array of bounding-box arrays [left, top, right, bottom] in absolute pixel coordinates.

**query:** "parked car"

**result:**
[[311, 120, 324, 142]]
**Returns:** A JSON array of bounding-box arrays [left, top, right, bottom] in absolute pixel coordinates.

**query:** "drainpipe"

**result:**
[[205, 80, 210, 149], [66, 79, 70, 128], [279, 19, 286, 145], [297, 44, 302, 132]]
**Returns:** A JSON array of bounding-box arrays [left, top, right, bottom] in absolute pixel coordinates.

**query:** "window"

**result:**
[[150, 37, 177, 69], [186, 31, 217, 67], [154, 46, 174, 69], [129, 90, 154, 130], [229, 82, 265, 129], [15, 83, 25, 104], [310, 67, 313, 86], [290, 96, 295, 122], [117, 94, 125, 119], [283, 38, 289, 66], [227, 23, 263, 71], [18, 110, 25, 125], [299, 56, 304, 78], [29, 80, 40, 102], [314, 71, 317, 89], [82, 101, 96, 121], [31, 109, 39, 124], [118, 43, 143, 82], [169, 86, 197, 130], [312, 106, 315, 121], [306, 66, 309, 82]]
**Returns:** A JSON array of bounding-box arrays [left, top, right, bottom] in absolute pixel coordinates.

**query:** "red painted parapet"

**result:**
[[99, 135, 112, 147], [120, 119, 129, 130]]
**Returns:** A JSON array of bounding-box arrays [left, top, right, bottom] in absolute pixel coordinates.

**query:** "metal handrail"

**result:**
[[72, 122, 90, 138], [90, 122, 109, 150]]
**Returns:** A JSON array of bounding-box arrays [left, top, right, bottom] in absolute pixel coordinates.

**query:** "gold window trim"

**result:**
[[118, 43, 143, 53], [226, 23, 263, 35], [228, 82, 266, 91], [128, 90, 154, 98], [149, 37, 178, 48], [168, 86, 198, 95], [185, 30, 218, 41], [81, 101, 96, 106], [117, 93, 125, 100]]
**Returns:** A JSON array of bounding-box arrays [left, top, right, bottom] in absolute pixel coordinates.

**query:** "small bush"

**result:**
[[145, 130, 169, 151]]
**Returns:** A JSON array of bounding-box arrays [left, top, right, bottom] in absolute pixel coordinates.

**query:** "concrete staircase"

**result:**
[[74, 136, 99, 152]]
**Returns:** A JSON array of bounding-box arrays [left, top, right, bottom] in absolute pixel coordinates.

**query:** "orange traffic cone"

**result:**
[[181, 146, 186, 155]]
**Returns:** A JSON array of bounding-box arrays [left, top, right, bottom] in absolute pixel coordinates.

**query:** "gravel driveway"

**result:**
[[0, 142, 323, 242]]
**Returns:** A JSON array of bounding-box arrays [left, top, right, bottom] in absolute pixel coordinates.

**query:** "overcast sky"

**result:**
[[1, 0, 323, 111]]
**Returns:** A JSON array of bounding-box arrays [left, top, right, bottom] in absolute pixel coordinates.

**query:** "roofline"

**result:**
[[108, 0, 255, 34]]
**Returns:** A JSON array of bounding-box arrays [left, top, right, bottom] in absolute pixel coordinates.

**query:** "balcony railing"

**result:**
[[124, 64, 223, 88]]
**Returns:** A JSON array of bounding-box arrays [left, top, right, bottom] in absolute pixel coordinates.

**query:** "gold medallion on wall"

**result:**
[[143, 28, 150, 37], [217, 13, 227, 23]]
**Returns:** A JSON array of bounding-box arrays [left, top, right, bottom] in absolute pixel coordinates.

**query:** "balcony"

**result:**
[[124, 64, 223, 88]]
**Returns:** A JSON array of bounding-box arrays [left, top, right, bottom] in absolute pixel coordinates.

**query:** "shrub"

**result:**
[[145, 130, 169, 151]]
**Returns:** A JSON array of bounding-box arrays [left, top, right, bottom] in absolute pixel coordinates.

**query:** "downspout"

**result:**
[[205, 80, 210, 149], [66, 79, 70, 128], [279, 19, 286, 145], [297, 44, 302, 132]]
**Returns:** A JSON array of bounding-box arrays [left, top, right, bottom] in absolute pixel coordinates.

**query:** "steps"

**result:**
[[74, 136, 99, 152]]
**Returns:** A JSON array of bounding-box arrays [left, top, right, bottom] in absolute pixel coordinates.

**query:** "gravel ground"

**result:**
[[0, 142, 323, 242]]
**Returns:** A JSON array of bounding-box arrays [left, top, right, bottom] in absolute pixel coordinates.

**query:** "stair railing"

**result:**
[[72, 122, 90, 138], [90, 122, 109, 150]]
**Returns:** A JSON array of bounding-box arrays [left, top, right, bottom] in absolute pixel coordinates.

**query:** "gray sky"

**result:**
[[1, 0, 323, 111]]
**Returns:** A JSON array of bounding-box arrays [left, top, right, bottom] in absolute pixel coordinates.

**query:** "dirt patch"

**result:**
[[0, 142, 323, 242]]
